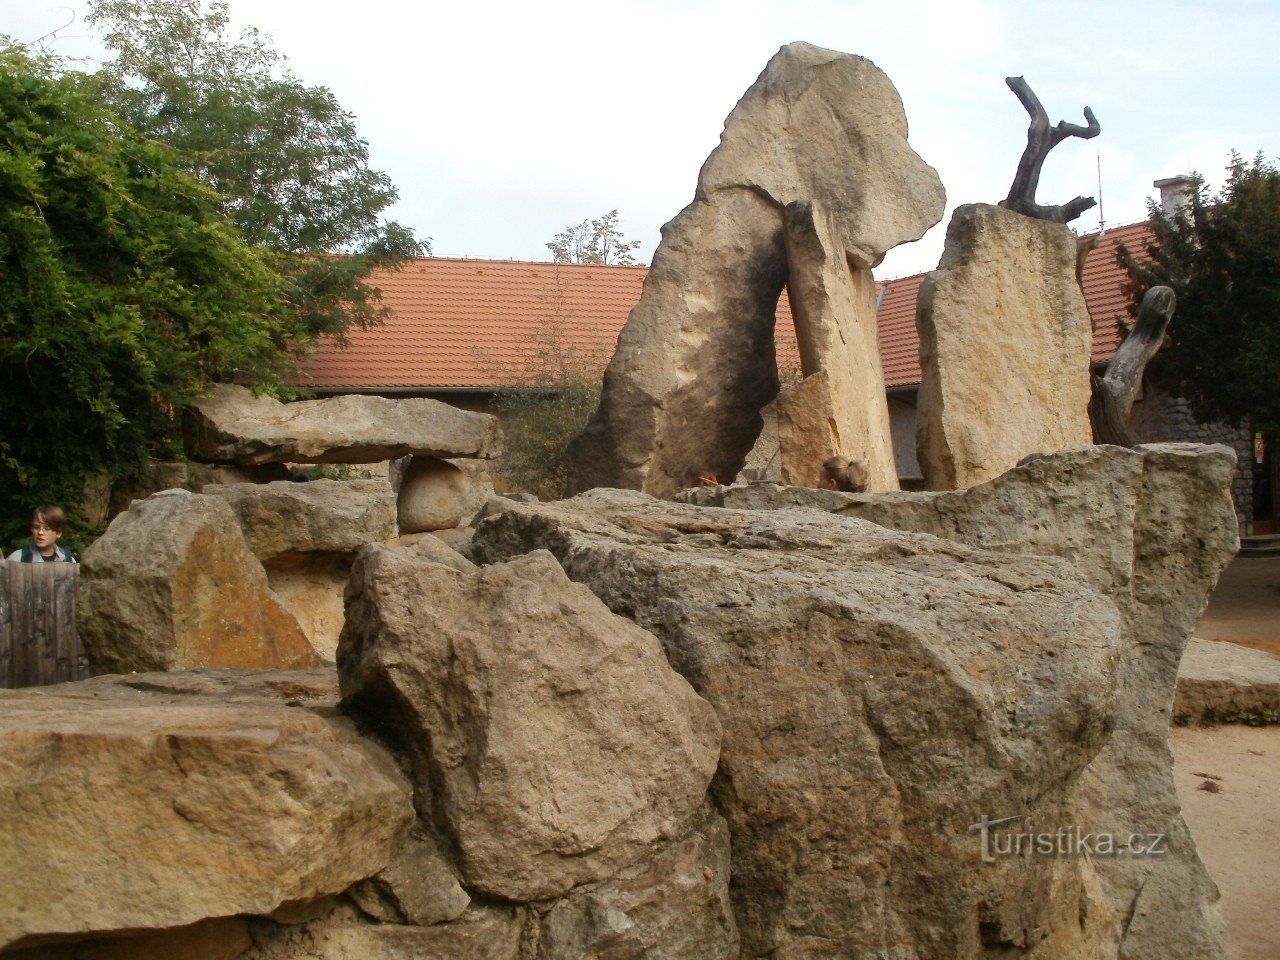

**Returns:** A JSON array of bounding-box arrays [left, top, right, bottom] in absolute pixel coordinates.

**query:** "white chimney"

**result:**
[[1153, 175, 1197, 220]]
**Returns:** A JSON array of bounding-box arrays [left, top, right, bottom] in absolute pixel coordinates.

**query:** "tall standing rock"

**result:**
[[916, 202, 1094, 488], [771, 200, 899, 490], [565, 42, 944, 497]]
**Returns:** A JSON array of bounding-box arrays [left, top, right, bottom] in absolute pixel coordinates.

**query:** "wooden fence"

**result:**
[[0, 562, 89, 688]]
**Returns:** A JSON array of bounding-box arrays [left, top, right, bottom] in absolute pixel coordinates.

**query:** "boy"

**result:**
[[7, 505, 77, 563]]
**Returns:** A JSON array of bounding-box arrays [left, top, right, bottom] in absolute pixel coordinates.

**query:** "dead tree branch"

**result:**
[[1089, 286, 1175, 446], [1000, 76, 1101, 223]]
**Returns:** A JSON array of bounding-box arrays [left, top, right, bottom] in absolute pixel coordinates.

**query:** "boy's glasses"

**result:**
[[31, 524, 54, 534]]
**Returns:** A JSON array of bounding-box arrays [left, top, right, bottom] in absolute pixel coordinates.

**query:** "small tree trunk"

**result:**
[[1089, 286, 1176, 446]]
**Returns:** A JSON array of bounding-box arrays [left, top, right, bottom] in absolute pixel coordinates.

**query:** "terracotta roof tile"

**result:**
[[300, 225, 1153, 393]]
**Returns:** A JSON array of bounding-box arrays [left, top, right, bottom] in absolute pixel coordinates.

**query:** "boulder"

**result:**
[[108, 461, 291, 519], [775, 200, 898, 490], [79, 490, 317, 673], [396, 456, 495, 533], [472, 490, 1127, 957], [349, 831, 470, 927], [534, 805, 738, 960], [202, 479, 397, 561], [338, 546, 721, 902], [0, 669, 414, 950], [677, 443, 1237, 959], [565, 42, 944, 497], [184, 384, 500, 465], [916, 203, 1095, 489], [243, 903, 525, 960]]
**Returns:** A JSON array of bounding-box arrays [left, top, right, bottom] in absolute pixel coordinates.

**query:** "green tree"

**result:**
[[0, 45, 301, 546], [547, 209, 642, 266], [1119, 154, 1280, 438], [84, 0, 427, 341]]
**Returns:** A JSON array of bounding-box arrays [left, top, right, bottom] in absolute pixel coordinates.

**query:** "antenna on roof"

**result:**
[[1096, 150, 1106, 236]]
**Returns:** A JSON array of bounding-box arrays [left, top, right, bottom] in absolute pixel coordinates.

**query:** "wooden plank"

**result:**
[[1, 563, 84, 688], [0, 563, 13, 689], [52, 568, 85, 683], [15, 562, 33, 688]]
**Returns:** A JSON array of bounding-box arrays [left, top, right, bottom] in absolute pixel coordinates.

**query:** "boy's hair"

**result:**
[[31, 504, 68, 533]]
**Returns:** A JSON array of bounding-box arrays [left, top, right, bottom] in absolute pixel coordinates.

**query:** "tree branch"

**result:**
[[1000, 76, 1101, 224], [1089, 286, 1176, 446]]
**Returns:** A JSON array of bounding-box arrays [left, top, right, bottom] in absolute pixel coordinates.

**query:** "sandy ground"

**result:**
[[1172, 725, 1280, 960], [1170, 554, 1280, 960], [1196, 555, 1280, 657]]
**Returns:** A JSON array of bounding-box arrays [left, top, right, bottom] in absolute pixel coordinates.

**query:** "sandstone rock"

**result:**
[[338, 546, 721, 902], [534, 805, 738, 960], [0, 669, 413, 950], [184, 384, 500, 465], [472, 490, 1127, 957], [776, 200, 898, 490], [108, 461, 291, 519], [1175, 637, 1280, 725], [244, 903, 525, 960], [203, 479, 397, 560], [566, 42, 944, 497], [80, 490, 317, 673], [916, 203, 1094, 489], [678, 443, 1237, 959], [396, 456, 494, 533], [349, 831, 470, 927]]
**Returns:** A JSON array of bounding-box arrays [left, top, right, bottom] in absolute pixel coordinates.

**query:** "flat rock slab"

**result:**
[[0, 669, 414, 950], [185, 384, 500, 465], [1176, 637, 1280, 725]]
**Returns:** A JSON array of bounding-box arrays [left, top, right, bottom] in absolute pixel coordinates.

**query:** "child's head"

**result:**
[[31, 504, 68, 535]]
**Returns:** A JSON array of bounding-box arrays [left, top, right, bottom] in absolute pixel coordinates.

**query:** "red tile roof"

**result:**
[[299, 222, 1151, 393]]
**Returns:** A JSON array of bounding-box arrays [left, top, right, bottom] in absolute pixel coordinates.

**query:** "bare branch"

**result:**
[[1000, 76, 1101, 223], [1089, 286, 1176, 446]]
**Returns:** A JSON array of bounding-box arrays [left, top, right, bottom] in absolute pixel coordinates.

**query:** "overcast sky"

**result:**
[[7, 0, 1280, 278]]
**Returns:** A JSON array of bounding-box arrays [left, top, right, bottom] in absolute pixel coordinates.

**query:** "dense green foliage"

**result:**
[[85, 0, 427, 340], [547, 209, 642, 266], [1120, 155, 1280, 438], [0, 47, 300, 547]]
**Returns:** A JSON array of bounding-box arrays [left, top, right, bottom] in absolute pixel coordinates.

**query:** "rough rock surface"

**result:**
[[185, 384, 500, 465], [338, 545, 721, 902], [679, 443, 1236, 959], [565, 42, 944, 497], [916, 203, 1094, 489], [0, 669, 413, 950], [79, 490, 317, 673], [108, 460, 291, 518], [10, 917, 253, 960], [244, 903, 525, 960], [776, 199, 898, 490], [349, 831, 470, 927], [472, 490, 1127, 958], [534, 805, 738, 960], [1175, 637, 1280, 725], [203, 479, 396, 560], [396, 456, 494, 533]]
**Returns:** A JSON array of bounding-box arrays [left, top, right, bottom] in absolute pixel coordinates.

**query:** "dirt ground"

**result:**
[[1170, 554, 1280, 960], [1196, 555, 1280, 657]]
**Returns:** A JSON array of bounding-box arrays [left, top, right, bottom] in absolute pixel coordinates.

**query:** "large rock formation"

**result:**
[[0, 669, 413, 951], [678, 443, 1237, 959], [472, 490, 1132, 957], [565, 42, 944, 497], [79, 489, 318, 673], [915, 203, 1095, 488], [770, 200, 899, 490], [185, 384, 500, 465], [338, 545, 722, 902]]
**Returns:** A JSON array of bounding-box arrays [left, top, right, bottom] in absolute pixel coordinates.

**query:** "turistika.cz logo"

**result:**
[[969, 815, 1168, 864]]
